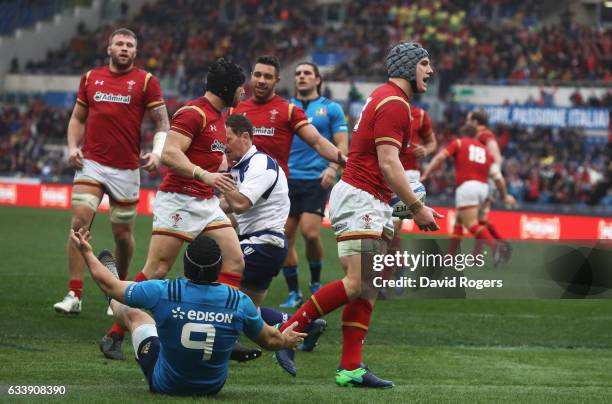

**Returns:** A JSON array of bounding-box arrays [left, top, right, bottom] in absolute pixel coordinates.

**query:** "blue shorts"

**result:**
[[288, 179, 329, 217], [135, 336, 160, 393], [240, 239, 288, 291]]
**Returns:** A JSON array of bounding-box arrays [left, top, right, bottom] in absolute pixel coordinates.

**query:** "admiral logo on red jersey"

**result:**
[[93, 91, 131, 104], [211, 139, 225, 152]]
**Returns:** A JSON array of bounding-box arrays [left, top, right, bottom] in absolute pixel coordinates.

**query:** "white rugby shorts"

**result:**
[[73, 158, 140, 204], [329, 180, 394, 242], [455, 180, 489, 209], [152, 191, 232, 241]]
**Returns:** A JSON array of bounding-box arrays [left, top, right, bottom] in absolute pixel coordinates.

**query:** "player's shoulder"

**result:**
[[319, 97, 341, 109], [128, 278, 168, 296], [273, 95, 290, 104], [371, 83, 410, 109], [175, 97, 216, 118], [82, 66, 106, 81]]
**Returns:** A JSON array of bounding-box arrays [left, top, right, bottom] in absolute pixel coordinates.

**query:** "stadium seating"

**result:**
[[17, 0, 611, 96]]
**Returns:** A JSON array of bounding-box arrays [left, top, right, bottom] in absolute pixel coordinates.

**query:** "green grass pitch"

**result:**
[[1, 206, 611, 403]]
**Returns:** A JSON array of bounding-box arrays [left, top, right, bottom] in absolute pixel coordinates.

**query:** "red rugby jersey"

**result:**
[[231, 95, 309, 175], [76, 66, 164, 169], [399, 106, 433, 170], [159, 97, 226, 199], [342, 81, 412, 204], [444, 137, 493, 186]]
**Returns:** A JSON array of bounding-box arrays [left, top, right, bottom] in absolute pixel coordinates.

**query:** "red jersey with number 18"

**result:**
[[444, 137, 493, 186], [231, 95, 309, 175], [76, 66, 164, 169], [159, 97, 226, 199], [341, 81, 412, 204]]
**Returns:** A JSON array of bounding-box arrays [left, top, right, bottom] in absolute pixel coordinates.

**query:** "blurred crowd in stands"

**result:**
[[14, 0, 321, 97], [2, 0, 610, 209], [10, 0, 611, 97]]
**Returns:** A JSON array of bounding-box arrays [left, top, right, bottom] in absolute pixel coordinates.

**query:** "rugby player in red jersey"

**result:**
[[99, 59, 248, 360], [54, 28, 169, 316], [382, 106, 437, 295], [274, 43, 441, 388], [466, 110, 512, 256], [230, 55, 345, 175], [421, 124, 516, 261]]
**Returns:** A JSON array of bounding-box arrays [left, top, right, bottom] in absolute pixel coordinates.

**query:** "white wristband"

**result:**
[[152, 131, 167, 158]]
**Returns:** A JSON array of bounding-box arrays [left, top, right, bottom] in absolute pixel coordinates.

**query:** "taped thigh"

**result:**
[[71, 192, 101, 211], [337, 238, 383, 257], [110, 205, 138, 223]]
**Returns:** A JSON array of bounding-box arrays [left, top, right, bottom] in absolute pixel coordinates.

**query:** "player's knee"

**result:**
[[302, 228, 321, 244], [143, 261, 171, 279], [343, 276, 362, 300], [110, 205, 137, 224]]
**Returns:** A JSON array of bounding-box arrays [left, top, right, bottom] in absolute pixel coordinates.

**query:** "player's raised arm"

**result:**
[[66, 102, 88, 169], [69, 228, 132, 302], [420, 149, 448, 181], [413, 117, 437, 158], [485, 139, 503, 165], [296, 124, 347, 167], [250, 322, 306, 351], [141, 104, 170, 171]]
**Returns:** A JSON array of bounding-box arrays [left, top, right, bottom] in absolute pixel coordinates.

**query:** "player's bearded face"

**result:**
[[415, 58, 433, 93], [108, 35, 137, 70], [251, 64, 279, 101]]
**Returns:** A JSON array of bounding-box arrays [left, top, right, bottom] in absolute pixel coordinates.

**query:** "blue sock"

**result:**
[[260, 307, 290, 326], [309, 260, 322, 284], [282, 266, 299, 293]]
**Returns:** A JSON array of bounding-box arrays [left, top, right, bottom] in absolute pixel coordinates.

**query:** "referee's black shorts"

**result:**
[[288, 179, 329, 217]]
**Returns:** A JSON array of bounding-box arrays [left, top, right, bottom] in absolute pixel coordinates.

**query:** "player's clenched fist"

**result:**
[[140, 152, 161, 172], [68, 147, 84, 169]]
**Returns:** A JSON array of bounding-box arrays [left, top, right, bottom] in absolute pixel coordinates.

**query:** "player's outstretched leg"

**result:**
[[96, 250, 125, 360]]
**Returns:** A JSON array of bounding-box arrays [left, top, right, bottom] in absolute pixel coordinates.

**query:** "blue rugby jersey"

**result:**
[[125, 278, 263, 395], [288, 96, 347, 180]]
